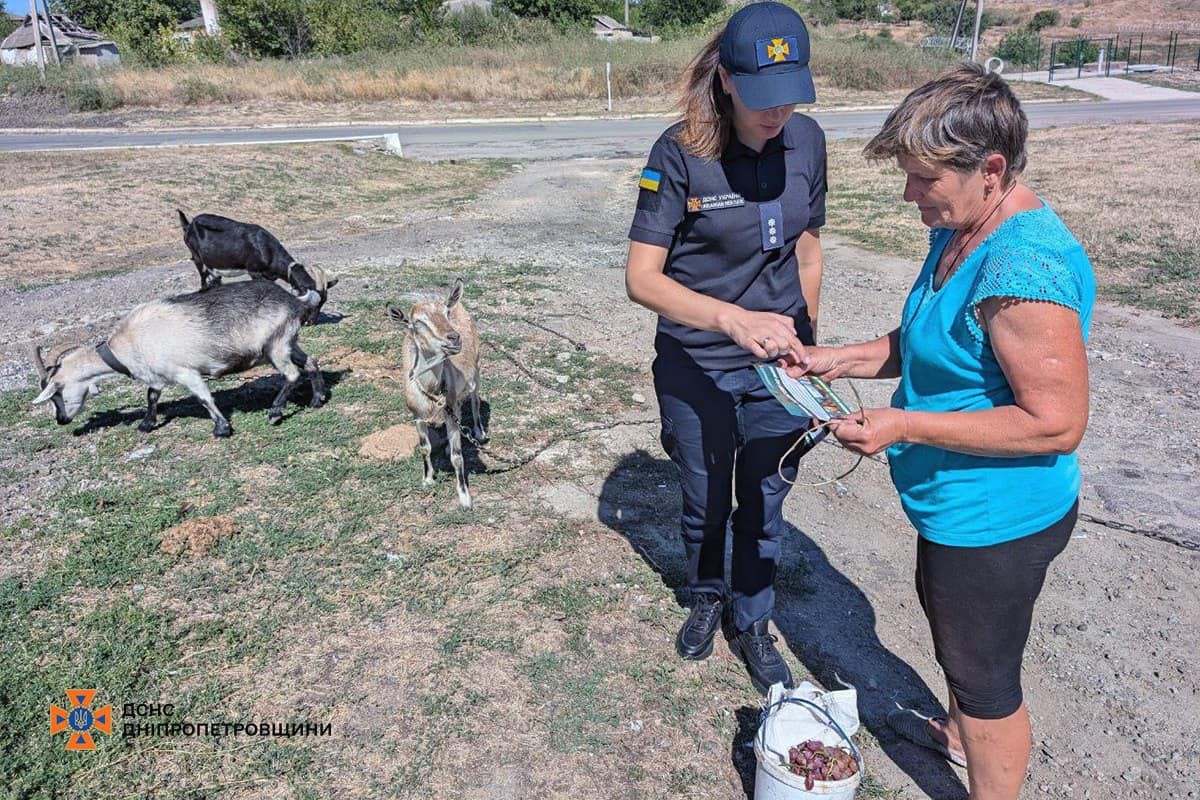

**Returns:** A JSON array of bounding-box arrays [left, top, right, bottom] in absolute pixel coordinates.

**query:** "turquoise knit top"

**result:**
[[887, 203, 1096, 547]]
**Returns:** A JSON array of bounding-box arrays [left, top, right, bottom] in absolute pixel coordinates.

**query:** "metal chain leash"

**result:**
[[446, 403, 657, 475]]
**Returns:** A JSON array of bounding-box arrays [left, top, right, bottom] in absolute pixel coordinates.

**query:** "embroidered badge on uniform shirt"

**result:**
[[639, 168, 662, 192], [759, 201, 783, 252], [756, 36, 800, 67], [686, 193, 745, 212]]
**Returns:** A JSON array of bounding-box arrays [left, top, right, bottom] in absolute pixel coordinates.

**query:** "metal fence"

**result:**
[[1047, 31, 1200, 80]]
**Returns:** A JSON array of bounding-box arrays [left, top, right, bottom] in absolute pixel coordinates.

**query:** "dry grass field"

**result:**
[[825, 121, 1200, 324], [0, 143, 508, 286], [0, 30, 1090, 128]]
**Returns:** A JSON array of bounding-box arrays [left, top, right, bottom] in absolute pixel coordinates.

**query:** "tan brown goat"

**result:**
[[386, 278, 484, 509]]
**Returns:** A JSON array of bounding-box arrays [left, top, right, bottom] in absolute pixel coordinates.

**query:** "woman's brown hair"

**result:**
[[864, 62, 1028, 182], [677, 25, 734, 161]]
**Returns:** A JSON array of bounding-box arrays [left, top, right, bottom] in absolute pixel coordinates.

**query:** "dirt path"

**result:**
[[3, 159, 1196, 798]]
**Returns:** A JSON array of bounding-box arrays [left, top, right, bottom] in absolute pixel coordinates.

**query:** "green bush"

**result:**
[[219, 0, 312, 58], [996, 29, 1042, 67], [638, 0, 724, 31], [0, 14, 19, 41], [189, 32, 234, 64], [831, 0, 880, 22], [1068, 15, 1083, 28], [803, 1, 841, 27], [1056, 38, 1097, 64], [901, 0, 992, 34], [436, 6, 549, 47], [175, 75, 227, 104], [1028, 9, 1060, 31], [58, 0, 198, 33], [390, 0, 446, 32], [107, 0, 189, 66], [66, 81, 121, 111], [815, 33, 956, 90], [495, 0, 596, 27], [305, 0, 406, 55]]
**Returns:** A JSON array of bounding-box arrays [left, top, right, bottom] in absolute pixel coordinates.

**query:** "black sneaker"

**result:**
[[675, 594, 724, 660], [731, 620, 793, 695]]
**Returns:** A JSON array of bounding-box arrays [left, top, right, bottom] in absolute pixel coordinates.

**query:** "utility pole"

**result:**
[[624, 0, 629, 27], [38, 0, 61, 66], [947, 0, 968, 52], [200, 0, 221, 35], [28, 0, 45, 79], [969, 0, 985, 62]]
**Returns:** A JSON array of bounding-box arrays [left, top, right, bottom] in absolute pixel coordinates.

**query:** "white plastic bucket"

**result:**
[[753, 737, 862, 800], [753, 688, 864, 800]]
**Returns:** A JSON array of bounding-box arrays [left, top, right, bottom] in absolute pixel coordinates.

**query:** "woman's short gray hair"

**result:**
[[864, 62, 1028, 180]]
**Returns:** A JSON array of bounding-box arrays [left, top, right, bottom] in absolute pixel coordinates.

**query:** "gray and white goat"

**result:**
[[177, 210, 337, 325], [31, 281, 327, 438], [386, 278, 485, 509]]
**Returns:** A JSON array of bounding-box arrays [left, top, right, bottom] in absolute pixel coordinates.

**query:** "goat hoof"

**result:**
[[137, 421, 156, 433], [268, 412, 284, 425], [213, 425, 232, 438], [458, 496, 473, 510], [309, 395, 327, 409]]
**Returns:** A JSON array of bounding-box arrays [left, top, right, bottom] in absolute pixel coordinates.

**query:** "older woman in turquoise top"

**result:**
[[788, 64, 1094, 800]]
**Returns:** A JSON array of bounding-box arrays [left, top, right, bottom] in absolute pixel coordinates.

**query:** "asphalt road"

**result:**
[[1, 97, 1199, 159]]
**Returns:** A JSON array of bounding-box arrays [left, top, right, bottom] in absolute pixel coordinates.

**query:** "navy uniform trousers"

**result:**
[[653, 354, 812, 633]]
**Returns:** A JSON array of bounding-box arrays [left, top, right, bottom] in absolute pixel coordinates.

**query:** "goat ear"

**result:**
[[446, 277, 464, 309], [325, 274, 339, 289], [385, 305, 409, 326], [33, 383, 57, 405]]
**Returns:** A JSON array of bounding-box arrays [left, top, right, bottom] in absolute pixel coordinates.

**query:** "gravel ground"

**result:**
[[3, 158, 1197, 798]]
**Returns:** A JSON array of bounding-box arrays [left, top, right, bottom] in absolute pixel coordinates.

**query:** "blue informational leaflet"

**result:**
[[753, 364, 854, 421]]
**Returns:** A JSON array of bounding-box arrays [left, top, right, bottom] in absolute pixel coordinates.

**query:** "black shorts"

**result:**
[[915, 500, 1077, 720]]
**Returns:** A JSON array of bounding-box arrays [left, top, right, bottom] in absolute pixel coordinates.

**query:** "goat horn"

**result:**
[[31, 344, 48, 382], [47, 343, 77, 367], [311, 265, 327, 294]]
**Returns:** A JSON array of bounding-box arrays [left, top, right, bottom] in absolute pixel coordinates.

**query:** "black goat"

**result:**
[[177, 210, 337, 324]]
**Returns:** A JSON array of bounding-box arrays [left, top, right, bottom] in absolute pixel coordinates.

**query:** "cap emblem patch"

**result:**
[[756, 36, 799, 67]]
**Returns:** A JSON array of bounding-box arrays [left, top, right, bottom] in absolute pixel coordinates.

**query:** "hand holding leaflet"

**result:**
[[753, 363, 854, 421]]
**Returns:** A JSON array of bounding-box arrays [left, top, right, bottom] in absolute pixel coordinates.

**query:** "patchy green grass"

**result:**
[[825, 122, 1200, 324], [1, 249, 721, 797]]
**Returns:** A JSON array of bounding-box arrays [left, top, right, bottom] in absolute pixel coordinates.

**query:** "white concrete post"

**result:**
[[606, 62, 612, 112]]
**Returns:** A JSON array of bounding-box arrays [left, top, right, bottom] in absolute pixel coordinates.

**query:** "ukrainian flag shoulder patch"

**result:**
[[639, 168, 662, 192]]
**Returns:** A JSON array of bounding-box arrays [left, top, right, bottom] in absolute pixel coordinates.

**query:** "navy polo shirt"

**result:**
[[629, 115, 827, 371]]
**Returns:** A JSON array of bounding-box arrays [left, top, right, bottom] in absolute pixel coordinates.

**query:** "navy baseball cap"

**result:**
[[719, 2, 816, 110]]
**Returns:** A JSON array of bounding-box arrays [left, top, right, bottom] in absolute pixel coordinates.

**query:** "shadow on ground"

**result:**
[[70, 369, 348, 436], [598, 448, 967, 800]]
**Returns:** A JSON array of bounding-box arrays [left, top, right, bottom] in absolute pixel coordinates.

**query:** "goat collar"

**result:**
[[96, 342, 131, 377]]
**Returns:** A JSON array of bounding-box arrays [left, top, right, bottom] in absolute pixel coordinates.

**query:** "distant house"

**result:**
[[593, 14, 635, 40], [592, 14, 659, 43], [174, 16, 207, 43], [0, 13, 118, 67]]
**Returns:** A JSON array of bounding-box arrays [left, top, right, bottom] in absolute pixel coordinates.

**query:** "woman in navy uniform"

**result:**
[[625, 1, 826, 694]]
